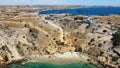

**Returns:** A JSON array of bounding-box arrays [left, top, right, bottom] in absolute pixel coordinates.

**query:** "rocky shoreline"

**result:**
[[7, 52, 103, 68]]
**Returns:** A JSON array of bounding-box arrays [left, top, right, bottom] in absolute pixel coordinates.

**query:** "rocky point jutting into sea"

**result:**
[[0, 6, 120, 68]]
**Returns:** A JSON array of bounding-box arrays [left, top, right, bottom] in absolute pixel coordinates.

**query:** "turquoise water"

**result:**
[[8, 62, 103, 68]]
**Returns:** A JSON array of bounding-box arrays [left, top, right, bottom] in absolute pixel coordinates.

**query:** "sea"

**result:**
[[8, 62, 102, 68], [40, 7, 120, 15]]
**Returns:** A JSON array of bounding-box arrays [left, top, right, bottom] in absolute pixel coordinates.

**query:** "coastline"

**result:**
[[0, 6, 119, 68], [23, 52, 103, 68], [2, 52, 103, 68], [6, 52, 103, 68], [40, 7, 120, 16], [41, 6, 120, 12]]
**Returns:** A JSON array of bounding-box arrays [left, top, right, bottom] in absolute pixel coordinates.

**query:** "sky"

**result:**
[[0, 0, 120, 6]]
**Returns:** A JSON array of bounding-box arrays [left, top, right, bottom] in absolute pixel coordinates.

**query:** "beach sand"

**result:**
[[26, 52, 95, 64]]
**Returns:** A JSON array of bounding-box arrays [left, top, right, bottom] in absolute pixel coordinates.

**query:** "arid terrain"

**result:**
[[0, 6, 119, 68]]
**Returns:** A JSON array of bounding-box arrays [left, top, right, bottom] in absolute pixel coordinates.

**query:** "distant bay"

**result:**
[[40, 7, 120, 15]]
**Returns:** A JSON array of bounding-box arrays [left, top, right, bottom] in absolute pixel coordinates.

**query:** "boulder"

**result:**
[[113, 46, 120, 55], [0, 56, 3, 63]]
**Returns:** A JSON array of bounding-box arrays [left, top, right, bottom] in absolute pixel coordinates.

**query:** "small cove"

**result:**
[[8, 62, 103, 68]]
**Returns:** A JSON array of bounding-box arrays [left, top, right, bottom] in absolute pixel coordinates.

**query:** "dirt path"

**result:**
[[41, 15, 64, 42]]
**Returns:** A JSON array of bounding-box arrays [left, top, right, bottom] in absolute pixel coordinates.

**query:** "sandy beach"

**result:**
[[26, 52, 97, 65]]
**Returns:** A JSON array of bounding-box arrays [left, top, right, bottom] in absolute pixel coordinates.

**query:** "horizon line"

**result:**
[[0, 5, 119, 7]]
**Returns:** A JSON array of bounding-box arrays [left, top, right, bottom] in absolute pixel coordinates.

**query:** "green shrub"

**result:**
[[112, 56, 119, 61], [75, 47, 82, 52], [90, 38, 95, 42], [3, 55, 9, 61], [112, 28, 120, 46], [55, 40, 64, 45]]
